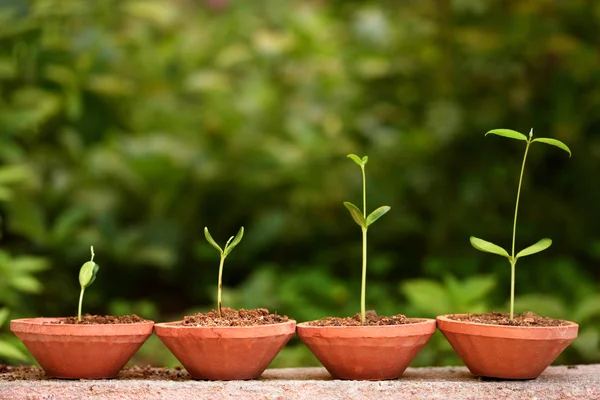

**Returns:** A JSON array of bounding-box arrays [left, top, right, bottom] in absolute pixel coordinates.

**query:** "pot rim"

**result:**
[[436, 314, 578, 328], [297, 317, 435, 329], [154, 318, 297, 329], [436, 314, 578, 340], [10, 317, 155, 336]]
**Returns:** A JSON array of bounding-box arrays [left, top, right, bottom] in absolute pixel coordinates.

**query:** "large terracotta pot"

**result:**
[[154, 319, 296, 380], [437, 314, 578, 379], [296, 319, 436, 380], [10, 317, 154, 379]]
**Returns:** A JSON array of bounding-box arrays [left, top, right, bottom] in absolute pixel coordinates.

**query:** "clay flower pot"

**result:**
[[437, 314, 578, 379], [10, 318, 154, 379], [154, 319, 296, 380], [296, 319, 436, 380]]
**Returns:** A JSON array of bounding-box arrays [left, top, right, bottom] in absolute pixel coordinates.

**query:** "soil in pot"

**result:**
[[307, 310, 410, 326], [437, 312, 578, 379], [49, 314, 149, 325], [297, 310, 437, 380], [176, 307, 289, 327], [154, 307, 296, 380], [10, 316, 154, 379], [446, 312, 569, 327]]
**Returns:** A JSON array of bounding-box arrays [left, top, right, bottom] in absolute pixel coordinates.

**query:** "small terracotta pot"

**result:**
[[154, 320, 296, 380], [296, 319, 436, 380], [437, 314, 579, 379], [10, 318, 154, 379]]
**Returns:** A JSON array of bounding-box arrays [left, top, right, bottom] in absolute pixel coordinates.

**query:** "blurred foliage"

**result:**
[[0, 0, 599, 367]]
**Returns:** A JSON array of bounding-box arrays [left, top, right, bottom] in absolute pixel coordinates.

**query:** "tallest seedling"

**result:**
[[470, 129, 571, 320], [344, 154, 391, 325]]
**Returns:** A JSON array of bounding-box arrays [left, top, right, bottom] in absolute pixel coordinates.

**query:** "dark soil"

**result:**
[[307, 310, 414, 326], [0, 365, 192, 381], [50, 314, 150, 325], [177, 307, 289, 327], [447, 312, 570, 327]]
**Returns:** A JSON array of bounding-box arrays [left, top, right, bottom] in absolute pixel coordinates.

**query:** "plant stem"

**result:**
[[510, 140, 531, 319], [361, 227, 367, 325], [510, 260, 516, 320], [78, 288, 84, 322], [217, 254, 225, 318], [360, 163, 367, 325], [361, 165, 366, 216]]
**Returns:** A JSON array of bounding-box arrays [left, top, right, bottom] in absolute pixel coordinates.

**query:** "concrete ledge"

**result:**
[[1, 365, 598, 399]]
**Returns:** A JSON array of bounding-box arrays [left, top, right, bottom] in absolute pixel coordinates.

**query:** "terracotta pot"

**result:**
[[296, 319, 436, 380], [10, 318, 154, 379], [154, 319, 296, 380], [437, 314, 579, 379]]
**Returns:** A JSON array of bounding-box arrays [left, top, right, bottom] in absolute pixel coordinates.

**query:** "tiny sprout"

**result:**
[[344, 154, 390, 325], [470, 129, 571, 319], [204, 226, 244, 318], [78, 246, 100, 322]]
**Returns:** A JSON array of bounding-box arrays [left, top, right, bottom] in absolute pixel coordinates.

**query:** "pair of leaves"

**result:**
[[486, 129, 572, 157], [344, 202, 390, 229], [204, 226, 244, 258], [470, 236, 552, 262], [347, 154, 368, 166], [79, 246, 99, 289]]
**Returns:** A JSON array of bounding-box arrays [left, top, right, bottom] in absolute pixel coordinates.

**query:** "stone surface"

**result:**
[[1, 365, 598, 399]]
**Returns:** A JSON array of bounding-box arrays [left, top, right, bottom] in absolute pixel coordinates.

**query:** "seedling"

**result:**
[[78, 246, 99, 322], [204, 226, 244, 318], [344, 154, 391, 325], [470, 129, 571, 320]]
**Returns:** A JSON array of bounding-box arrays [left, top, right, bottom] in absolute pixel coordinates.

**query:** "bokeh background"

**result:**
[[0, 0, 599, 368]]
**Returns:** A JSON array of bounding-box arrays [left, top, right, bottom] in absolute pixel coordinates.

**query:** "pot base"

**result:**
[[297, 318, 436, 380], [437, 314, 578, 379], [11, 318, 154, 379]]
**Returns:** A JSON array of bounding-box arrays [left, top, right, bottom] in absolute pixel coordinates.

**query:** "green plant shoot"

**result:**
[[204, 226, 244, 318], [344, 154, 391, 325], [78, 246, 99, 322], [470, 128, 571, 320]]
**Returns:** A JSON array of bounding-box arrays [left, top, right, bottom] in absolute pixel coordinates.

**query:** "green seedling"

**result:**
[[204, 226, 244, 318], [344, 154, 391, 325], [470, 128, 571, 320], [78, 246, 99, 322]]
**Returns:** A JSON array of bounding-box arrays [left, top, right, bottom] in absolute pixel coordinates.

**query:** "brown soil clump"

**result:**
[[50, 314, 149, 325], [447, 312, 569, 327], [117, 365, 190, 381], [177, 307, 289, 327], [0, 365, 44, 381], [307, 310, 414, 326]]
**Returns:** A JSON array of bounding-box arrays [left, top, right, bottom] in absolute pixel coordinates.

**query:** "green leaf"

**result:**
[[10, 275, 43, 293], [485, 129, 528, 141], [469, 236, 510, 258], [0, 308, 9, 327], [361, 156, 368, 164], [516, 238, 552, 259], [343, 202, 365, 228], [204, 227, 223, 254], [347, 154, 364, 166], [0, 341, 28, 361], [366, 205, 390, 227], [79, 261, 99, 289], [223, 226, 244, 257], [532, 138, 572, 157]]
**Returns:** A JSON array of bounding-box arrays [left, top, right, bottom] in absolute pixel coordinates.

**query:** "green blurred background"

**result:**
[[0, 0, 599, 368]]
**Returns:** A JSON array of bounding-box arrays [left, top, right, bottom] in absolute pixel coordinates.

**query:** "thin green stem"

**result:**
[[78, 288, 84, 322], [217, 255, 225, 318], [361, 165, 366, 216], [361, 227, 367, 325], [510, 261, 516, 320], [509, 140, 531, 320], [512, 141, 531, 258]]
